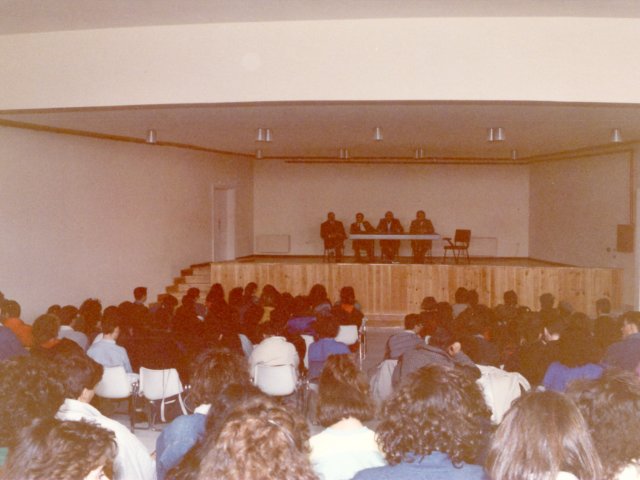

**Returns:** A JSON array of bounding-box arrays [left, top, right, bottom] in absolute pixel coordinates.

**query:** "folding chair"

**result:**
[[443, 229, 471, 264], [139, 367, 188, 430], [94, 366, 137, 432], [335, 324, 367, 364]]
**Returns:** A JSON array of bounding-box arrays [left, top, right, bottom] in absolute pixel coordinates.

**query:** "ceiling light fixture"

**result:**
[[415, 148, 425, 159], [373, 127, 383, 141], [256, 128, 264, 142], [265, 128, 273, 142], [339, 148, 350, 159], [611, 128, 623, 143], [256, 149, 263, 159], [487, 127, 505, 142], [511, 149, 518, 160], [146, 129, 157, 144], [256, 127, 273, 142]]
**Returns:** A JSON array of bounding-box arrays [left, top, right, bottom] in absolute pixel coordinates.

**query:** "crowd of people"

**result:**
[[1, 282, 640, 480], [320, 210, 436, 263]]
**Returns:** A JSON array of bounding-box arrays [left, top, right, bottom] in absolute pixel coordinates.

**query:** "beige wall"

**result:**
[[254, 161, 529, 258], [0, 127, 253, 322], [2, 17, 640, 109], [529, 150, 636, 308]]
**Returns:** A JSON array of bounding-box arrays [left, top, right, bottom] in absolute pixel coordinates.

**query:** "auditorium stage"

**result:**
[[179, 256, 623, 325]]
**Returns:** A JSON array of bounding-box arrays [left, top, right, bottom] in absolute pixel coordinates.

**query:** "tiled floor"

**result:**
[[113, 327, 401, 453]]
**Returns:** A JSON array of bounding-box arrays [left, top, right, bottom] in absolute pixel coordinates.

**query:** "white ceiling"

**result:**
[[1, 1, 639, 162]]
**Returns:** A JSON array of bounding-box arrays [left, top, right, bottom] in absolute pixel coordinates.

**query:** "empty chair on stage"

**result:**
[[409, 210, 435, 263], [350, 212, 375, 262], [376, 211, 403, 262], [320, 212, 347, 261]]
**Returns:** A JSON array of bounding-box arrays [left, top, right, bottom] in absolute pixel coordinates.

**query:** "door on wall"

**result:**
[[212, 187, 236, 262]]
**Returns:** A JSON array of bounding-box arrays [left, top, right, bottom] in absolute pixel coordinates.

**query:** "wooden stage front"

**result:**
[[201, 256, 622, 323]]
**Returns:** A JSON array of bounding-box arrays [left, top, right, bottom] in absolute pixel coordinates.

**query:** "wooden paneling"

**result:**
[[207, 262, 623, 321]]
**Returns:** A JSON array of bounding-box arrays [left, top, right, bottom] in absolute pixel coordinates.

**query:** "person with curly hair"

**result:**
[[485, 390, 602, 480], [193, 395, 318, 480], [156, 348, 251, 480], [0, 355, 65, 465], [1, 418, 116, 480], [354, 364, 492, 479], [310, 354, 385, 480], [567, 369, 640, 480]]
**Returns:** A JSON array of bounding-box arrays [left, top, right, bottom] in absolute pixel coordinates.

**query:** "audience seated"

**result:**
[[249, 321, 299, 379], [308, 316, 350, 381], [53, 351, 156, 480], [31, 314, 83, 360], [58, 304, 89, 350], [331, 286, 364, 329], [87, 316, 134, 374], [155, 348, 250, 480], [593, 297, 619, 350], [485, 390, 602, 480], [603, 311, 640, 371], [384, 313, 424, 360], [0, 299, 32, 348], [542, 324, 603, 392], [2, 418, 116, 480], [567, 369, 640, 480], [310, 354, 385, 480], [309, 283, 332, 316], [354, 364, 491, 480]]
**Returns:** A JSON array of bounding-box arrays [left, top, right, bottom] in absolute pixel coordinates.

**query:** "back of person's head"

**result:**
[[540, 292, 556, 310], [596, 297, 611, 315], [0, 356, 65, 448], [227, 287, 244, 307], [3, 418, 116, 480], [309, 283, 329, 306], [100, 315, 119, 335], [503, 290, 518, 306], [485, 390, 602, 480], [52, 351, 103, 399], [521, 313, 543, 344], [190, 348, 251, 406], [32, 314, 61, 346], [196, 396, 317, 480], [377, 364, 491, 466], [1, 299, 21, 319], [420, 296, 438, 312], [315, 315, 340, 339], [428, 326, 456, 350], [622, 311, 640, 330], [206, 283, 225, 304], [403, 313, 421, 331], [47, 304, 62, 317], [58, 305, 79, 326], [316, 354, 374, 427], [454, 287, 468, 304], [467, 289, 479, 306], [260, 321, 285, 339], [133, 286, 147, 301], [186, 287, 200, 299], [244, 282, 258, 297], [567, 369, 640, 480], [339, 286, 356, 305], [557, 325, 600, 368]]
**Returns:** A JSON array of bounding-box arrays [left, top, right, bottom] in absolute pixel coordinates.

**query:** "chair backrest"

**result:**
[[476, 365, 530, 424], [94, 366, 131, 399], [139, 367, 183, 401], [238, 333, 254, 358], [454, 229, 471, 246], [253, 363, 297, 396], [335, 325, 358, 346], [301, 334, 314, 369], [370, 359, 398, 403]]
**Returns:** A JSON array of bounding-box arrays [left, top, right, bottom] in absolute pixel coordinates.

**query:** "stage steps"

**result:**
[[164, 263, 211, 300]]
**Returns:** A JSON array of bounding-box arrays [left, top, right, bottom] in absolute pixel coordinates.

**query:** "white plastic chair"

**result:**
[[476, 365, 530, 424], [369, 359, 398, 404], [335, 325, 359, 345], [253, 363, 298, 397], [301, 334, 314, 369], [139, 367, 187, 429], [238, 333, 254, 358], [94, 366, 136, 431]]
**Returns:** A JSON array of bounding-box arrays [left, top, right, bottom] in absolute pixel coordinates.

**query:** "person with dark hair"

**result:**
[[133, 286, 148, 305], [308, 316, 351, 380], [376, 211, 403, 262], [0, 356, 65, 458], [594, 297, 619, 351], [31, 314, 83, 360], [331, 286, 364, 329], [0, 299, 32, 348], [350, 212, 375, 262], [2, 418, 117, 480], [384, 314, 424, 360], [392, 326, 480, 387], [156, 348, 251, 480], [409, 210, 435, 263], [354, 365, 491, 479], [310, 355, 385, 480], [603, 311, 640, 371], [54, 351, 155, 479], [451, 287, 469, 318], [542, 325, 603, 392], [87, 316, 134, 374], [321, 212, 347, 261], [309, 283, 332, 316], [194, 395, 318, 480], [185, 287, 206, 319], [485, 390, 602, 480], [58, 304, 89, 350], [567, 369, 640, 480], [249, 321, 299, 379]]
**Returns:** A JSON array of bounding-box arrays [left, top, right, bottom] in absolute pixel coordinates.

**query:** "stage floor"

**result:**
[[233, 255, 565, 267]]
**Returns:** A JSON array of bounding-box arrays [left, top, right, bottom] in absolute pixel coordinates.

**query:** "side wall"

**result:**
[[0, 127, 253, 322], [254, 161, 529, 258], [529, 150, 635, 308]]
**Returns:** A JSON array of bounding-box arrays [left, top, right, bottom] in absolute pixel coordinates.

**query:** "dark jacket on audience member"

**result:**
[[603, 332, 640, 371]]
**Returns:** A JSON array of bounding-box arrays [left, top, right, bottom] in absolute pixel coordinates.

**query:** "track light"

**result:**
[[487, 127, 505, 142], [339, 148, 350, 159], [146, 129, 157, 144], [373, 127, 383, 141], [611, 128, 622, 143]]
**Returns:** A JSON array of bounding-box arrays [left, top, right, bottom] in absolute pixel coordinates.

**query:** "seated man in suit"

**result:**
[[376, 211, 403, 262], [320, 212, 346, 261], [410, 210, 435, 263], [349, 212, 375, 262]]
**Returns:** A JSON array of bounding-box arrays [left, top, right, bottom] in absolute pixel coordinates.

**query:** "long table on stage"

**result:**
[[349, 234, 441, 240]]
